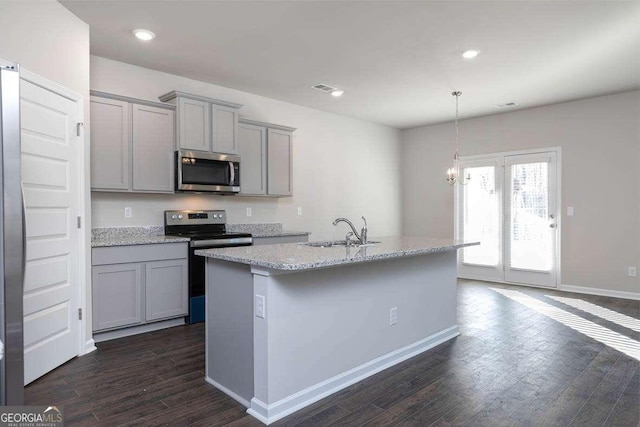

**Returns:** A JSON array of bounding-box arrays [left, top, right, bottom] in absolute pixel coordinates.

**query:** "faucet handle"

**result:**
[[361, 216, 367, 229]]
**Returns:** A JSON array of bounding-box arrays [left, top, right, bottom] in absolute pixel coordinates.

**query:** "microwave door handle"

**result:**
[[229, 161, 235, 185]]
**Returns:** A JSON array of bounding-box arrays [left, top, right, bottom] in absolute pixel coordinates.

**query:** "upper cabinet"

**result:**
[[90, 91, 175, 193], [238, 119, 295, 197], [158, 91, 242, 155], [90, 97, 130, 190]]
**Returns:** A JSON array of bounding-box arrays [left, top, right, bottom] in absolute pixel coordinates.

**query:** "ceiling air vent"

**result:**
[[496, 102, 518, 108], [311, 83, 337, 93]]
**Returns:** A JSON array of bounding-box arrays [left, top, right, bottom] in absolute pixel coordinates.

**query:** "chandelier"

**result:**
[[446, 91, 470, 186]]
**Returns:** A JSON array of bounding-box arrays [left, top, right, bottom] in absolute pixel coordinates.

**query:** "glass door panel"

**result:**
[[457, 160, 503, 282], [462, 166, 499, 266], [504, 153, 558, 287]]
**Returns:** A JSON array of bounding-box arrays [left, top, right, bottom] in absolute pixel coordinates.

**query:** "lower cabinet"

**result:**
[[92, 243, 188, 333], [145, 260, 188, 321], [92, 263, 143, 331]]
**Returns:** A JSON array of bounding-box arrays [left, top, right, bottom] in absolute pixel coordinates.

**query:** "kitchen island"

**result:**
[[196, 236, 477, 425]]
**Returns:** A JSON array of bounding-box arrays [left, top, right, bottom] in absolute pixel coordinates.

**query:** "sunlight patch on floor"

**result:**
[[490, 288, 640, 361], [545, 295, 640, 333]]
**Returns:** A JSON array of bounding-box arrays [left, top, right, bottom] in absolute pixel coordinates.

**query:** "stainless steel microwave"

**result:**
[[176, 150, 240, 193]]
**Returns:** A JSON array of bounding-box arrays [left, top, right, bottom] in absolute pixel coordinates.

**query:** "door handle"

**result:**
[[549, 224, 556, 228], [229, 161, 235, 185]]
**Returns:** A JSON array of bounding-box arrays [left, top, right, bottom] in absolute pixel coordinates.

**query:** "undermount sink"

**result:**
[[302, 240, 380, 248]]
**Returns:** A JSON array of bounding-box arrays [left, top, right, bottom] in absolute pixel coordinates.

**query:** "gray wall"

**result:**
[[402, 91, 640, 295], [90, 56, 403, 240]]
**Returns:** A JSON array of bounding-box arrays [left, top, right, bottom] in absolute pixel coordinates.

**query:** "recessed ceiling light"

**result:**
[[462, 50, 479, 59], [331, 90, 344, 97], [132, 29, 156, 41]]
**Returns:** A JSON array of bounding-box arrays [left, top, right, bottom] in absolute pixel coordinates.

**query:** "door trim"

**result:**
[[455, 146, 562, 288], [20, 69, 94, 356]]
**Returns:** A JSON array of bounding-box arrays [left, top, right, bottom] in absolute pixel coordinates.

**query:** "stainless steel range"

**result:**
[[164, 210, 252, 323]]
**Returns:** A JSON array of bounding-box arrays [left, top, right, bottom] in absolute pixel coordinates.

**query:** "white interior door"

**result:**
[[456, 149, 560, 288], [504, 152, 558, 287], [20, 79, 80, 384]]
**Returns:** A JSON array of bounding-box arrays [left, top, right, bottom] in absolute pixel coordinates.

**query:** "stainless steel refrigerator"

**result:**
[[0, 59, 25, 405]]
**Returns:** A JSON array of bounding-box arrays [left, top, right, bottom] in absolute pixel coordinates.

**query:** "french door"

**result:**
[[456, 149, 560, 288]]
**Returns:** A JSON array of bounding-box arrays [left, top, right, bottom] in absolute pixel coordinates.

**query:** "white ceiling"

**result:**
[[61, 1, 640, 129]]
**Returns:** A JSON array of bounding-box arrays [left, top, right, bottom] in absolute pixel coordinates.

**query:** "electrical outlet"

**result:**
[[567, 207, 574, 216], [629, 266, 637, 277], [246, 207, 252, 217], [124, 207, 132, 218], [297, 207, 303, 216], [255, 294, 266, 318], [390, 307, 398, 326]]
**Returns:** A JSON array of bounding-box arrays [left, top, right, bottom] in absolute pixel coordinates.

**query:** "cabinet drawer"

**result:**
[[92, 243, 188, 266]]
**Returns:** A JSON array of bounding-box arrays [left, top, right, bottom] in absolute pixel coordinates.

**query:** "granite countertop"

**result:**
[[226, 223, 310, 238], [91, 223, 309, 248], [91, 226, 190, 248], [195, 236, 479, 271]]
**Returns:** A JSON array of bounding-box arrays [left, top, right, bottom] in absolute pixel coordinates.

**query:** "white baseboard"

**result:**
[[559, 284, 640, 301], [93, 318, 186, 343], [459, 276, 640, 302], [247, 325, 460, 425], [205, 377, 251, 408], [82, 339, 97, 355]]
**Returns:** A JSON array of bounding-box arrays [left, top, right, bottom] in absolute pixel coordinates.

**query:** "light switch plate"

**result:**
[[246, 207, 252, 217], [124, 207, 132, 218], [567, 207, 574, 216], [255, 294, 266, 318], [390, 307, 398, 326], [297, 207, 303, 216], [629, 266, 637, 277]]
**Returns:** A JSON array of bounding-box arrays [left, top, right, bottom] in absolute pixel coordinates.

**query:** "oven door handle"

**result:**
[[229, 161, 235, 186], [190, 237, 252, 248]]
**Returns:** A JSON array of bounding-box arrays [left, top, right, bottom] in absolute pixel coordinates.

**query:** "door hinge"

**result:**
[[77, 216, 82, 229], [78, 308, 82, 320], [76, 122, 84, 136]]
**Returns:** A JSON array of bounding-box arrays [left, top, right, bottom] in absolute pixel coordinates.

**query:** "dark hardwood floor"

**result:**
[[26, 280, 640, 426]]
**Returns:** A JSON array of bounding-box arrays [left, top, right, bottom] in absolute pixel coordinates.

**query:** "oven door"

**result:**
[[188, 238, 252, 324], [176, 150, 240, 193]]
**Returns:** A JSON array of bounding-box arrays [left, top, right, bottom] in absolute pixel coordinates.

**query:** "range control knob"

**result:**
[[171, 215, 177, 219], [178, 214, 183, 219], [219, 213, 224, 218]]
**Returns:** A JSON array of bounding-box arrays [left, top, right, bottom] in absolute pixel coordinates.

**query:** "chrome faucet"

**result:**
[[333, 216, 368, 245]]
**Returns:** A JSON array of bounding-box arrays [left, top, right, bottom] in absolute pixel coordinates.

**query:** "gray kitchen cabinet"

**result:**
[[159, 91, 242, 154], [145, 259, 188, 321], [177, 97, 210, 151], [132, 104, 175, 192], [91, 243, 189, 334], [92, 263, 143, 331], [90, 96, 130, 190], [238, 122, 267, 195], [238, 119, 296, 197], [90, 91, 176, 193], [212, 104, 239, 154], [267, 128, 293, 196]]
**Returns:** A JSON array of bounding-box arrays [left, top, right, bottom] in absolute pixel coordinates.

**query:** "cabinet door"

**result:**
[[90, 96, 130, 190], [211, 105, 238, 154], [92, 263, 143, 331], [132, 104, 175, 192], [178, 97, 210, 151], [145, 259, 188, 321], [238, 123, 267, 195], [267, 129, 293, 196]]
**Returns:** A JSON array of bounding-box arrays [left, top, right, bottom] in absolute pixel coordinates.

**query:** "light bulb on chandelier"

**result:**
[[446, 91, 470, 186]]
